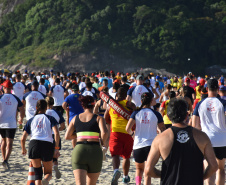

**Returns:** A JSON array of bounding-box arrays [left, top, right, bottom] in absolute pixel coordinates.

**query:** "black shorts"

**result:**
[[29, 140, 54, 162], [133, 145, 151, 163], [213, 147, 226, 160], [53, 106, 64, 116], [0, 129, 16, 139], [52, 134, 62, 150]]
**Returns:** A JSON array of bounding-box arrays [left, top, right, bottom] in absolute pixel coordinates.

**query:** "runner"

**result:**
[[104, 87, 136, 185], [65, 95, 108, 185], [49, 78, 68, 115], [45, 96, 65, 179], [62, 84, 84, 147], [126, 92, 165, 185], [12, 74, 28, 100], [192, 78, 226, 185], [38, 78, 48, 95], [0, 80, 25, 169], [219, 85, 226, 100], [160, 91, 176, 129], [126, 75, 154, 107], [144, 98, 218, 185], [159, 84, 172, 103], [22, 81, 46, 120], [21, 99, 60, 185]]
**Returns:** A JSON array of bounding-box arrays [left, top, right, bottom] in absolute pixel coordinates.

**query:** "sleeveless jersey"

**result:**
[[161, 126, 204, 185], [74, 114, 100, 140], [109, 100, 130, 134]]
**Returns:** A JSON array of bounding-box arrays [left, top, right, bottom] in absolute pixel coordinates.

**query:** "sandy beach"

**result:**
[[0, 125, 224, 185]]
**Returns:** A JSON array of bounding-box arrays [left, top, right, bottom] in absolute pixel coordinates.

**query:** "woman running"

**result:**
[[159, 84, 172, 103], [126, 92, 165, 185], [21, 99, 60, 185], [45, 96, 65, 179], [65, 95, 108, 185]]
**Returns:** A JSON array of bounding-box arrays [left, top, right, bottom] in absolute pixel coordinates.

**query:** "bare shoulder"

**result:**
[[192, 127, 210, 144], [155, 128, 174, 144]]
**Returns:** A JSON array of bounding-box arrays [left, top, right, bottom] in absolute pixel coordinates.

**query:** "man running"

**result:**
[[12, 74, 28, 100], [49, 78, 68, 115], [22, 81, 46, 120], [192, 78, 226, 185], [105, 87, 136, 185], [0, 80, 25, 169], [144, 98, 218, 185]]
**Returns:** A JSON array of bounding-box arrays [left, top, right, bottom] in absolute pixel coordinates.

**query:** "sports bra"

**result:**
[[74, 114, 100, 140]]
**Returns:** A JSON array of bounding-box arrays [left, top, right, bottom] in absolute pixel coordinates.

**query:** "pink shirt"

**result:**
[[190, 80, 197, 89]]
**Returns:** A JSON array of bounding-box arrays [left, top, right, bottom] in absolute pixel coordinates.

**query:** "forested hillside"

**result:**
[[0, 0, 225, 73]]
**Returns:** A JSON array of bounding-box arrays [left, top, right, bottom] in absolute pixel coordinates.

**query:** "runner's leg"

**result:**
[[73, 169, 87, 185], [216, 158, 225, 185], [87, 172, 100, 185]]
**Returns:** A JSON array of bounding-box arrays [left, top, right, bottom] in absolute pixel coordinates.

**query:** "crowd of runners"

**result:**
[[0, 69, 226, 185]]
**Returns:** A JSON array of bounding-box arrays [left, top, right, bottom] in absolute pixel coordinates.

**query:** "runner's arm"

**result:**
[[126, 118, 136, 135], [192, 115, 201, 130], [157, 122, 165, 133], [18, 106, 25, 123], [104, 107, 111, 125], [203, 137, 218, 179], [126, 95, 132, 102], [65, 116, 77, 140], [21, 131, 28, 155], [62, 102, 69, 126], [126, 101, 136, 111], [152, 88, 160, 100], [98, 116, 108, 147], [144, 137, 161, 185], [59, 122, 65, 131], [64, 90, 69, 99], [93, 100, 100, 114]]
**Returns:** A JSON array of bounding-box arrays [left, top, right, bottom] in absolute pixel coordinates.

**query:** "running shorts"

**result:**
[[109, 132, 133, 159], [0, 129, 16, 139], [53, 106, 64, 116], [29, 140, 54, 162], [133, 145, 151, 163], [71, 142, 102, 173], [213, 147, 226, 160]]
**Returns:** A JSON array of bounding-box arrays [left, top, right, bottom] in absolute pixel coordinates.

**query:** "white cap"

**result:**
[[12, 74, 16, 78]]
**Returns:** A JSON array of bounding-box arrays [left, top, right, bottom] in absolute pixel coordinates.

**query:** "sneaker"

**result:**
[[111, 170, 121, 185], [2, 161, 9, 170], [54, 165, 61, 179], [42, 179, 49, 185], [122, 176, 130, 184]]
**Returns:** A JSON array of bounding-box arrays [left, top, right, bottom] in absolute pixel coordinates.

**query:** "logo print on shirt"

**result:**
[[5, 96, 12, 105], [177, 130, 190, 143], [17, 83, 21, 89], [37, 117, 44, 128], [138, 87, 142, 95], [141, 112, 150, 124], [57, 86, 60, 92], [32, 93, 38, 100], [207, 100, 216, 112]]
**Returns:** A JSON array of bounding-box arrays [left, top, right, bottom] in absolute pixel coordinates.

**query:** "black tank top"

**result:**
[[74, 114, 100, 133], [161, 126, 204, 185]]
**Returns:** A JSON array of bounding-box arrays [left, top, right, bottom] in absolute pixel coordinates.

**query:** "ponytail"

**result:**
[[137, 92, 153, 111]]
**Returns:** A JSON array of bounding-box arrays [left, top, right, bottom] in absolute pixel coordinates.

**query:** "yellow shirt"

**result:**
[[161, 100, 172, 125], [195, 86, 201, 100], [109, 100, 129, 134]]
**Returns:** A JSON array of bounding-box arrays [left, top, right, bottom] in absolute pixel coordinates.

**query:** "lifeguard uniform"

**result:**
[[109, 100, 133, 159], [161, 100, 172, 129]]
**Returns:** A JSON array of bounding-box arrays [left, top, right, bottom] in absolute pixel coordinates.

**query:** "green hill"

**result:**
[[0, 0, 226, 74]]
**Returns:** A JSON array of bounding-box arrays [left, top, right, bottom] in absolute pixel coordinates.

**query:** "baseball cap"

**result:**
[[130, 76, 135, 80], [72, 84, 79, 91], [67, 73, 71, 77], [207, 79, 218, 90], [185, 78, 190, 83], [219, 85, 226, 91], [50, 69, 53, 72], [12, 74, 16, 78], [25, 69, 27, 73], [1, 80, 13, 89], [42, 75, 46, 78], [199, 78, 205, 86], [136, 75, 144, 80]]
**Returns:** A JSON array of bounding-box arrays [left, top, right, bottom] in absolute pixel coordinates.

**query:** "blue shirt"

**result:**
[[64, 93, 84, 122], [99, 77, 113, 89]]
